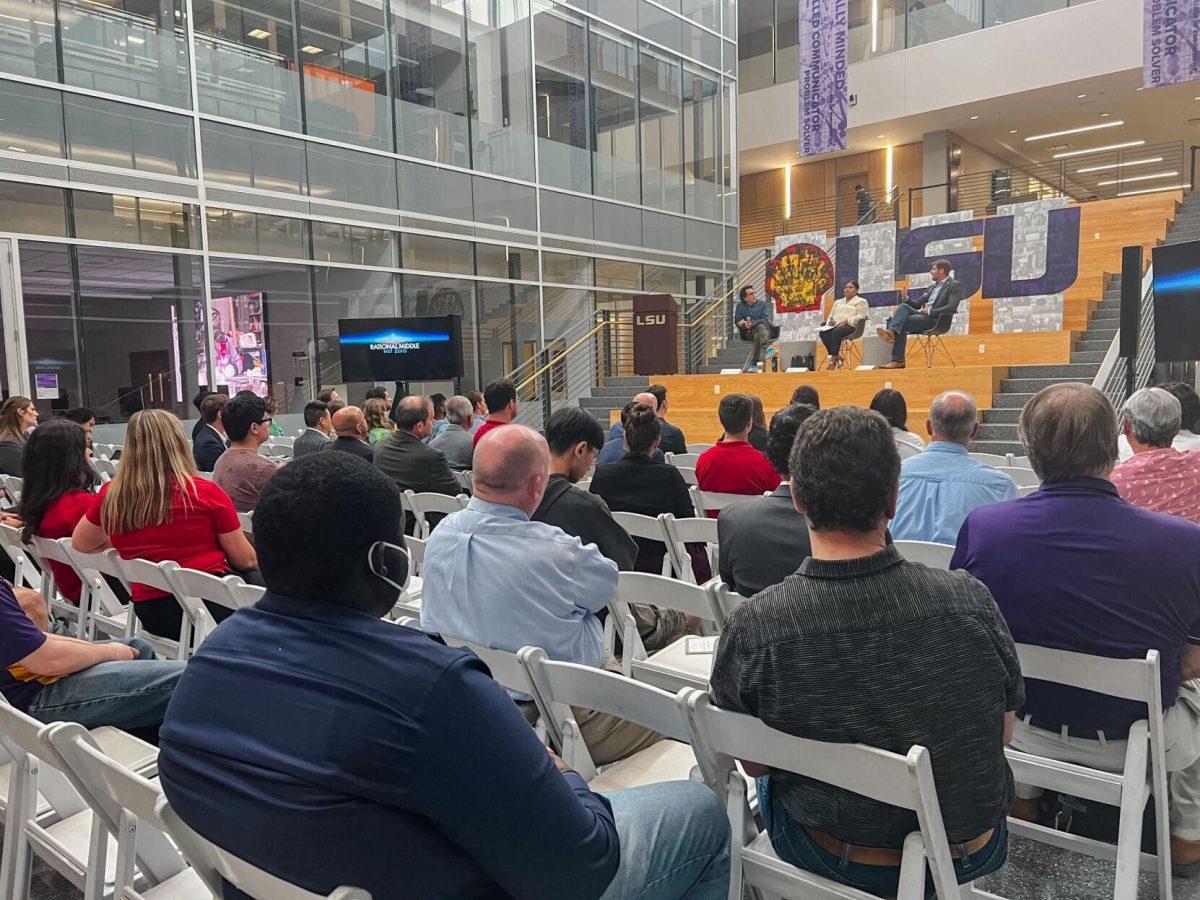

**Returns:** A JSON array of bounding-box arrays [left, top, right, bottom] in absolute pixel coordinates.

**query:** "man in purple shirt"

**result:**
[[951, 384, 1200, 873]]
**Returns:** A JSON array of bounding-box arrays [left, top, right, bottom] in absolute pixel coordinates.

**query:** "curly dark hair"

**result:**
[[789, 407, 899, 532], [765, 403, 817, 476]]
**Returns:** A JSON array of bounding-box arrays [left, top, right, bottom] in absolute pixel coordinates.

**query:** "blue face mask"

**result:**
[[367, 541, 410, 594]]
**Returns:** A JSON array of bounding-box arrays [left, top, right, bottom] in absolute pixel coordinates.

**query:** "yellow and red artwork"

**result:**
[[766, 243, 835, 313]]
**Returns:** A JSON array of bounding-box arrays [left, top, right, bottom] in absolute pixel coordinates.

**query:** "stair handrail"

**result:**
[[1093, 262, 1155, 408], [513, 315, 610, 395], [681, 252, 770, 332]]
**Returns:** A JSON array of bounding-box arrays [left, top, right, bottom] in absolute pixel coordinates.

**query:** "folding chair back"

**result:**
[[156, 797, 371, 900], [661, 514, 718, 585], [1007, 454, 1031, 468], [440, 635, 538, 700], [402, 490, 468, 539], [665, 452, 701, 467], [454, 470, 472, 493], [686, 444, 713, 454], [967, 452, 1008, 467], [238, 511, 254, 535], [688, 486, 755, 517], [683, 690, 960, 900], [114, 559, 193, 659], [706, 579, 747, 630], [675, 466, 698, 486], [1, 474, 22, 506], [404, 535, 426, 573], [42, 723, 190, 891], [0, 523, 42, 593], [611, 571, 716, 674], [610, 512, 672, 577], [893, 540, 955, 570], [168, 566, 259, 618], [520, 647, 692, 781], [897, 441, 923, 460], [1017, 484, 1039, 498], [63, 547, 135, 643], [390, 538, 423, 620], [29, 537, 86, 637], [995, 466, 1040, 487]]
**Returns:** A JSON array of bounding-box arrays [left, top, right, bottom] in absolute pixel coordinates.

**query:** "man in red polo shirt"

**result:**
[[696, 394, 781, 516], [472, 378, 519, 449]]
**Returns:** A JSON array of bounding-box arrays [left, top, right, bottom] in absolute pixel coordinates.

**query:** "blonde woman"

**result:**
[[0, 395, 38, 475], [72, 409, 258, 640], [821, 281, 870, 369], [364, 397, 394, 446]]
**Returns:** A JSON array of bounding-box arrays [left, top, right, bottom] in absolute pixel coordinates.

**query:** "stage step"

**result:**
[[1001, 376, 1091, 393], [1074, 339, 1113, 352], [992, 392, 1036, 409], [1070, 350, 1107, 364], [981, 408, 1021, 424], [976, 423, 1019, 441], [1007, 363, 1100, 380]]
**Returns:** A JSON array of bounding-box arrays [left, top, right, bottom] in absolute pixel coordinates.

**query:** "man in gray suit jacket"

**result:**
[[293, 401, 333, 458], [876, 258, 965, 368], [374, 395, 462, 533], [428, 395, 476, 471]]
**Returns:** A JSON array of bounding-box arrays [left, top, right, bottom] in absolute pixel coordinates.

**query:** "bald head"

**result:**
[[472, 423, 551, 515], [928, 390, 978, 445], [632, 392, 658, 412], [332, 405, 367, 439]]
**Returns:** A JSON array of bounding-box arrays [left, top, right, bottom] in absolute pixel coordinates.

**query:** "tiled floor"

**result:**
[[7, 832, 1200, 899]]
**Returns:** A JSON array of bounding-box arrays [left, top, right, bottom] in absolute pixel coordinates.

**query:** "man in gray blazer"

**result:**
[[429, 395, 476, 471], [374, 395, 462, 533], [876, 258, 965, 369], [293, 401, 333, 457]]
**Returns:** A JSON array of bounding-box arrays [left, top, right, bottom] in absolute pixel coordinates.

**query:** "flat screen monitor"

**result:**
[[338, 316, 464, 382], [1152, 241, 1200, 362]]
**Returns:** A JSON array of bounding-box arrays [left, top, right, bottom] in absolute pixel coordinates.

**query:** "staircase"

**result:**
[[578, 376, 650, 428]]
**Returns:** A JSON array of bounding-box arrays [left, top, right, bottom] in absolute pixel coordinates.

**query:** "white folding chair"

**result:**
[[611, 571, 718, 693], [683, 689, 963, 900], [238, 511, 254, 536], [665, 452, 701, 467], [0, 700, 157, 900], [460, 470, 475, 493], [402, 490, 468, 540], [438, 635, 548, 744], [29, 537, 87, 638], [273, 435, 296, 448], [0, 522, 43, 593], [686, 443, 713, 454], [676, 466, 698, 486], [62, 547, 139, 647], [114, 559, 194, 660], [661, 513, 718, 585], [390, 536, 423, 619], [897, 441, 923, 460], [453, 470, 472, 493], [165, 566, 261, 650], [42, 722, 202, 900], [1017, 484, 1039, 498], [689, 486, 757, 518], [1, 474, 23, 507], [90, 459, 118, 484], [995, 466, 1040, 488], [91, 444, 114, 461], [1006, 454, 1031, 468], [707, 579, 747, 631], [893, 540, 956, 570], [519, 646, 700, 788], [967, 452, 1008, 468], [1000, 646, 1170, 900], [157, 795, 371, 899], [610, 512, 673, 577]]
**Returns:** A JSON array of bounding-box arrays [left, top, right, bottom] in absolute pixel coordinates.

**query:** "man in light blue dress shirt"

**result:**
[[891, 391, 1018, 544], [421, 423, 662, 765]]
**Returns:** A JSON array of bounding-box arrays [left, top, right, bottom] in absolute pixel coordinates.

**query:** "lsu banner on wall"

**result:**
[[800, 0, 848, 156], [1144, 0, 1200, 87]]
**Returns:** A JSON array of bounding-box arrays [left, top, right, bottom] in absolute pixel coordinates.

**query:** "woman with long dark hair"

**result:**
[[19, 420, 95, 604], [870, 387, 925, 456], [0, 395, 38, 475]]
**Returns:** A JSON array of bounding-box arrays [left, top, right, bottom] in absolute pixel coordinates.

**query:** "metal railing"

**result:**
[[1093, 267, 1155, 409]]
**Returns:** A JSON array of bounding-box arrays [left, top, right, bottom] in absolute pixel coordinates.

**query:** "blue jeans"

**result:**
[[599, 780, 731, 900], [886, 304, 934, 362], [757, 777, 1008, 898], [26, 638, 185, 731]]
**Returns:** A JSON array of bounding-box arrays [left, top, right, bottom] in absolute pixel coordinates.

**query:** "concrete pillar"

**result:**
[[921, 131, 950, 216]]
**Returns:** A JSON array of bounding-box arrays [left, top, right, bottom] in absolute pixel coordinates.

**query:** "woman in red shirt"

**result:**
[[19, 420, 97, 604], [72, 409, 258, 640]]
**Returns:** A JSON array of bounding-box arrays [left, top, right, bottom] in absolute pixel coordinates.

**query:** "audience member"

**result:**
[[294, 400, 333, 457], [159, 452, 728, 899], [192, 393, 228, 472], [870, 388, 925, 456], [1118, 380, 1200, 459], [1112, 387, 1200, 524], [696, 394, 781, 513], [790, 384, 820, 408], [423, 424, 663, 766], [212, 393, 278, 513], [374, 396, 461, 531], [264, 395, 284, 438], [465, 389, 487, 433], [363, 397, 394, 446], [426, 393, 449, 444], [330, 406, 375, 462], [737, 394, 769, 453], [607, 391, 660, 442], [713, 406, 1020, 895], [0, 577, 183, 731], [590, 404, 696, 577], [473, 379, 519, 447], [326, 399, 346, 419], [0, 395, 37, 476], [647, 383, 688, 453], [718, 403, 817, 597], [429, 395, 475, 470], [19, 420, 97, 605], [64, 407, 96, 446], [71, 409, 258, 641], [533, 407, 637, 571], [951, 383, 1200, 867], [891, 391, 1017, 543], [190, 389, 210, 440], [316, 387, 342, 406], [363, 386, 391, 407]]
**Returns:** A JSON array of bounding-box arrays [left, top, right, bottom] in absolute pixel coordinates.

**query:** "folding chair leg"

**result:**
[[2, 764, 36, 900], [83, 814, 108, 900]]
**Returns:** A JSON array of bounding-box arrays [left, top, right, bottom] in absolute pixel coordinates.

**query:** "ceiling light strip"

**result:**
[[1095, 171, 1179, 186], [1052, 140, 1146, 159], [1024, 120, 1124, 142]]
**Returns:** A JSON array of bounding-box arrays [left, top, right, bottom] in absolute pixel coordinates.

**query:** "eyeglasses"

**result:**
[[256, 417, 273, 426]]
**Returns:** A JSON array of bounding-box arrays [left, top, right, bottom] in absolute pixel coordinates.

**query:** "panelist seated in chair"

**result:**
[[875, 258, 965, 370], [820, 280, 869, 370], [733, 285, 777, 372]]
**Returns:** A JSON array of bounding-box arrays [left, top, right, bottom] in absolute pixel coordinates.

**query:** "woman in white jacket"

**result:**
[[820, 281, 869, 369]]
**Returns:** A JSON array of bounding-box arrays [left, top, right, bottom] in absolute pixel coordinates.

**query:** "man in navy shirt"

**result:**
[[733, 285, 775, 371], [951, 384, 1200, 873], [159, 452, 730, 899]]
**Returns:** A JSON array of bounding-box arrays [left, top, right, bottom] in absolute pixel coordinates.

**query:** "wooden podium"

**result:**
[[632, 294, 678, 375]]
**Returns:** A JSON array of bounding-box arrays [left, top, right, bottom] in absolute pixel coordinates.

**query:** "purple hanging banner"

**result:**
[[799, 0, 848, 156], [1144, 0, 1200, 87]]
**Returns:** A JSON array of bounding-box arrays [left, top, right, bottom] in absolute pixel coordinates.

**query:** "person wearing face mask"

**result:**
[[158, 450, 731, 900]]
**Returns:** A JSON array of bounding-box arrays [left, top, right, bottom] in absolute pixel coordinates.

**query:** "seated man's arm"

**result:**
[[17, 633, 136, 678], [413, 655, 619, 900], [568, 540, 620, 615]]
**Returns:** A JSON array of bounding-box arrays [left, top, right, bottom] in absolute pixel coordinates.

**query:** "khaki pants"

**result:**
[[1011, 680, 1200, 840]]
